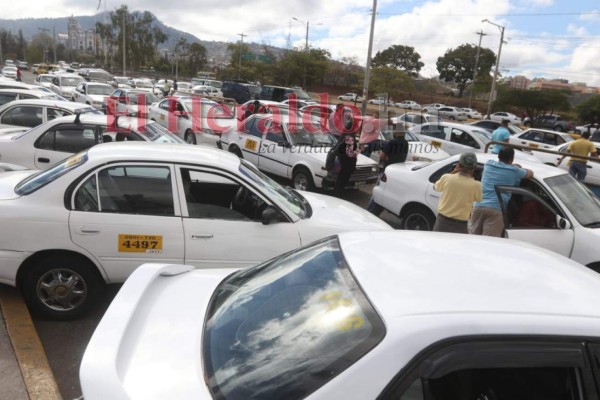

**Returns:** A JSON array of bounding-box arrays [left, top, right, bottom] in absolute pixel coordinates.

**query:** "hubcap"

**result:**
[[404, 213, 431, 231], [294, 174, 308, 191], [36, 269, 87, 311]]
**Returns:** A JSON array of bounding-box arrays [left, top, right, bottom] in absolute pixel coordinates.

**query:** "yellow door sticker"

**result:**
[[118, 234, 163, 253], [244, 138, 257, 151], [529, 143, 539, 148], [160, 114, 165, 120], [431, 140, 442, 148]]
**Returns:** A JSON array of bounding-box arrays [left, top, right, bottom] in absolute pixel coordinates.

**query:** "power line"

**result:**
[[377, 11, 600, 17]]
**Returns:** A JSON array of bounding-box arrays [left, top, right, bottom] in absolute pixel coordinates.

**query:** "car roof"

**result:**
[[0, 99, 95, 111], [85, 142, 241, 170], [340, 231, 600, 325], [448, 151, 564, 178]]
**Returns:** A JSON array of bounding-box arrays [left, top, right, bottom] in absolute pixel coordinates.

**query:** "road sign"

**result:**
[[242, 53, 274, 64]]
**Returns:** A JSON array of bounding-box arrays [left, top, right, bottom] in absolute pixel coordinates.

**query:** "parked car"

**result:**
[[421, 103, 445, 113], [130, 79, 162, 96], [2, 66, 18, 80], [0, 99, 101, 129], [16, 61, 29, 71], [148, 96, 233, 145], [338, 93, 361, 102], [72, 82, 114, 109], [79, 68, 113, 84], [437, 106, 467, 121], [368, 97, 393, 106], [509, 128, 574, 150], [411, 122, 495, 155], [575, 123, 598, 135], [0, 88, 67, 107], [190, 78, 223, 89], [371, 152, 600, 270], [103, 88, 160, 117], [395, 100, 420, 110], [362, 128, 450, 164], [189, 85, 224, 98], [391, 112, 441, 130], [461, 107, 482, 119], [470, 119, 524, 136], [0, 113, 183, 170], [532, 142, 600, 187], [34, 73, 56, 89], [221, 81, 261, 104], [31, 64, 41, 74], [81, 230, 600, 399], [524, 114, 573, 132], [280, 98, 316, 109], [260, 85, 313, 103], [48, 73, 86, 98], [0, 143, 390, 319], [219, 113, 379, 191], [488, 111, 522, 125]]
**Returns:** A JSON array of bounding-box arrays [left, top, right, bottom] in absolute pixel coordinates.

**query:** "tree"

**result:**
[[372, 45, 424, 76], [494, 89, 570, 120], [370, 66, 414, 100], [576, 95, 600, 128], [436, 44, 496, 97]]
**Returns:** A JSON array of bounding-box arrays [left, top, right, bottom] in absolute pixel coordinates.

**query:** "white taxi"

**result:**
[[71, 82, 114, 109], [533, 142, 600, 187], [219, 113, 379, 191], [411, 121, 494, 155], [0, 143, 390, 319], [371, 153, 600, 269], [148, 96, 233, 146], [509, 128, 574, 150]]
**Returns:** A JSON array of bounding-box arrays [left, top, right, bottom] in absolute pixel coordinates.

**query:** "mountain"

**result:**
[[0, 12, 286, 66]]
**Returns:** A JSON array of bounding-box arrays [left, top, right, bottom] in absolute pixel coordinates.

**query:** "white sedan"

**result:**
[[71, 82, 114, 109], [411, 122, 494, 155], [0, 143, 390, 319], [34, 73, 56, 89], [371, 153, 600, 268], [0, 99, 101, 129], [103, 88, 160, 118], [533, 142, 600, 187], [219, 113, 379, 191], [148, 96, 233, 145], [0, 88, 67, 107], [509, 128, 574, 150], [391, 112, 441, 130], [395, 100, 420, 110], [489, 111, 522, 125], [338, 93, 361, 102], [81, 230, 600, 399], [0, 113, 183, 169], [2, 66, 18, 80], [437, 106, 467, 121], [462, 107, 482, 119]]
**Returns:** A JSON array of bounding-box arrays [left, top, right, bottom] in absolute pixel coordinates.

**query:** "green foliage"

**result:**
[[576, 95, 600, 124], [436, 44, 496, 97], [370, 66, 414, 100], [495, 89, 570, 119], [372, 45, 424, 76]]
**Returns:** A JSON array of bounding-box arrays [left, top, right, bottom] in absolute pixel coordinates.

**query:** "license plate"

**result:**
[[431, 140, 442, 148], [118, 234, 163, 253], [244, 138, 257, 151]]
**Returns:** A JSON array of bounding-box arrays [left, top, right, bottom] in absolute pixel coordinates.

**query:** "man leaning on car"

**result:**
[[557, 131, 599, 182]]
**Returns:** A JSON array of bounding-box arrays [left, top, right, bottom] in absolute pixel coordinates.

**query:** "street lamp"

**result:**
[[292, 18, 322, 89], [482, 19, 505, 118]]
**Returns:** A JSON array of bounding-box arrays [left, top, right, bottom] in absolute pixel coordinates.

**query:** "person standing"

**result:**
[[367, 127, 409, 216], [16, 66, 22, 82], [469, 147, 533, 237], [557, 131, 598, 181], [162, 80, 171, 98], [172, 79, 178, 93], [432, 153, 482, 234], [490, 119, 511, 154], [334, 132, 358, 197]]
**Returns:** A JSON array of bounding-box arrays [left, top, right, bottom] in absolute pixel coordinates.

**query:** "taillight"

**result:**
[[381, 173, 387, 182]]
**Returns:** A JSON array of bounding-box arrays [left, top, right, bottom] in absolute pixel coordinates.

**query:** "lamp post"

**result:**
[[482, 19, 505, 118], [361, 0, 378, 118], [292, 17, 314, 90]]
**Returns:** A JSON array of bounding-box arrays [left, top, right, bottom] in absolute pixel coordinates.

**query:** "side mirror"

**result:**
[[556, 215, 571, 230], [261, 206, 283, 225]]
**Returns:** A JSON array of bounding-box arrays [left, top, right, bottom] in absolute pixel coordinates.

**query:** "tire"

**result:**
[[401, 205, 436, 231], [184, 130, 197, 145], [292, 167, 315, 191], [229, 145, 243, 159], [22, 254, 104, 320]]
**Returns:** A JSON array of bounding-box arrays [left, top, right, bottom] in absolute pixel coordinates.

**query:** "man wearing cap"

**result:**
[[432, 152, 482, 234], [490, 119, 511, 154], [469, 147, 534, 237]]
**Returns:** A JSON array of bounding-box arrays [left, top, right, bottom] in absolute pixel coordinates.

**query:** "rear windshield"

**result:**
[[15, 152, 88, 195], [203, 237, 385, 400]]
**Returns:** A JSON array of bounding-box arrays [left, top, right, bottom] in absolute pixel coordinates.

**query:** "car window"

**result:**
[[0, 94, 17, 106], [248, 118, 264, 138], [159, 99, 170, 111], [1, 106, 43, 127], [203, 237, 385, 400], [74, 174, 99, 212], [450, 128, 479, 148], [420, 125, 446, 140], [264, 120, 285, 143], [96, 165, 174, 215], [181, 168, 264, 221], [502, 191, 558, 230], [48, 107, 73, 120], [521, 130, 544, 142]]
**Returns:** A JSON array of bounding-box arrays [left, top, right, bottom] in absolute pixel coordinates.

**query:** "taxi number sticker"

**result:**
[[118, 234, 163, 253], [528, 143, 539, 148], [160, 114, 165, 120], [244, 138, 257, 151], [431, 140, 442, 148]]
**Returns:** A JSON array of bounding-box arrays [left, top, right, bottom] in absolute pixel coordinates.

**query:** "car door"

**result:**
[[447, 127, 480, 154], [514, 129, 546, 149], [69, 164, 185, 282], [73, 83, 84, 102], [177, 166, 300, 268], [258, 119, 292, 177], [34, 123, 99, 169], [495, 185, 574, 257], [240, 116, 263, 165], [417, 124, 450, 153]]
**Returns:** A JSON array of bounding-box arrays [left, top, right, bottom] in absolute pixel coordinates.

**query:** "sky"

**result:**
[[1, 0, 599, 86]]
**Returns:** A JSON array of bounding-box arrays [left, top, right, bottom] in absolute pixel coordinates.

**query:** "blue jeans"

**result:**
[[569, 161, 588, 181], [367, 174, 384, 216]]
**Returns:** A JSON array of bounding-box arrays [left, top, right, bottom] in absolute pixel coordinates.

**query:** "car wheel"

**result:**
[[22, 254, 104, 320], [554, 126, 563, 132], [229, 145, 243, 159], [401, 205, 436, 231], [292, 167, 315, 191], [185, 130, 197, 145]]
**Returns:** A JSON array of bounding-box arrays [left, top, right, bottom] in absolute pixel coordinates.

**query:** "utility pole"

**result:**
[[122, 10, 126, 75], [0, 30, 3, 66], [483, 19, 505, 118], [237, 33, 246, 80], [468, 30, 487, 109], [104, 0, 108, 66], [52, 26, 56, 64], [361, 0, 378, 118]]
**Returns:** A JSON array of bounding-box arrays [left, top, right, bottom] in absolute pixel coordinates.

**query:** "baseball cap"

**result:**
[[459, 152, 478, 168]]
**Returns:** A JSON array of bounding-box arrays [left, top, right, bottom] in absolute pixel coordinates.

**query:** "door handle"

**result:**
[[191, 234, 213, 239], [76, 227, 100, 234], [37, 157, 50, 163]]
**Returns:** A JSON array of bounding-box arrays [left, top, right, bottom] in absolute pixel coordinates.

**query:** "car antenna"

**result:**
[[74, 109, 82, 124]]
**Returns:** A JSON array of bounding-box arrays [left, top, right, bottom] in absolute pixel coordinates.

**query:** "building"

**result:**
[[509, 75, 530, 90], [65, 16, 99, 53]]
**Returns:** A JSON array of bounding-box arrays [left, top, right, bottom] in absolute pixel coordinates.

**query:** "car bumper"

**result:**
[[321, 171, 379, 190]]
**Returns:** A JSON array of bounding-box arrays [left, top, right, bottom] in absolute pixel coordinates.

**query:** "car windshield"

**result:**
[[137, 121, 185, 143], [15, 152, 88, 195], [292, 89, 311, 100], [287, 122, 337, 146], [88, 85, 113, 95], [472, 129, 492, 144], [239, 160, 306, 218], [127, 92, 159, 104], [545, 174, 600, 227], [61, 77, 83, 87], [509, 123, 524, 135], [181, 99, 233, 119], [40, 75, 54, 83], [203, 236, 385, 400]]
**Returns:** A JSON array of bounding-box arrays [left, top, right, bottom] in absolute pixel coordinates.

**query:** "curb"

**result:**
[[0, 287, 62, 400]]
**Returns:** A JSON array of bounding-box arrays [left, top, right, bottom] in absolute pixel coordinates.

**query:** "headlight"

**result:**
[[412, 156, 433, 162]]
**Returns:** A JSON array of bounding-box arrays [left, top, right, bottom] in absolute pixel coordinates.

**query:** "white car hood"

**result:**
[[90, 94, 109, 102], [81, 264, 236, 400], [299, 191, 392, 235]]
